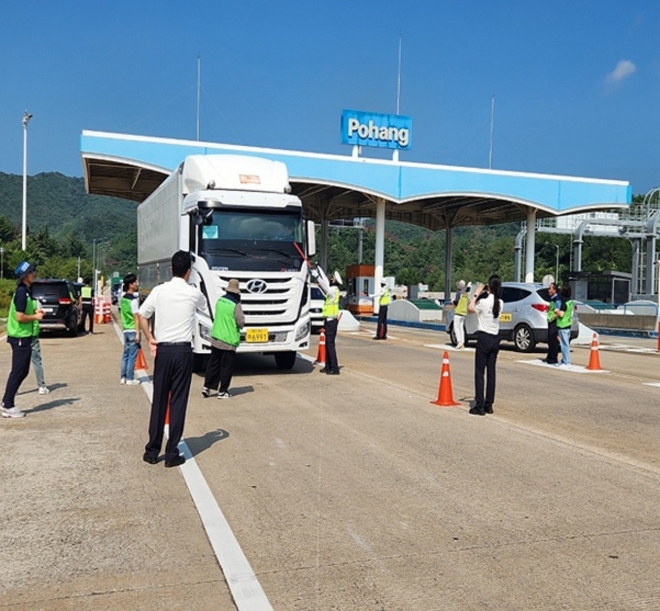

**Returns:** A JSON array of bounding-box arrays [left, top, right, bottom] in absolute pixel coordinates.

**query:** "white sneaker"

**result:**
[[217, 391, 233, 399], [38, 386, 50, 395], [1, 405, 25, 418], [120, 378, 126, 385], [456, 343, 464, 350], [125, 379, 141, 385]]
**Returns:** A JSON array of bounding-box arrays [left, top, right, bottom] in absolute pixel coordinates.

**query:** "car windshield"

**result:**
[[32, 282, 70, 299], [311, 287, 324, 300], [198, 208, 305, 272]]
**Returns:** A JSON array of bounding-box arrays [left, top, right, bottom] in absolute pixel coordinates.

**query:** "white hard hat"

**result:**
[[333, 270, 343, 285]]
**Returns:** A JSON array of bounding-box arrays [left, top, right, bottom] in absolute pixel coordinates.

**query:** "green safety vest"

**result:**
[[211, 297, 240, 347], [120, 294, 137, 330], [455, 293, 469, 316], [7, 289, 36, 339], [547, 298, 556, 323], [81, 286, 93, 302], [322, 289, 340, 318], [556, 300, 574, 329], [380, 288, 391, 307]]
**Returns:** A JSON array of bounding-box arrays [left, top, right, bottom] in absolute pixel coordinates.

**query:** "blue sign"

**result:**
[[341, 110, 412, 150]]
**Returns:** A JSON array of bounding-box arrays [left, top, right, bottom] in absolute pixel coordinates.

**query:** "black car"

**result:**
[[32, 279, 83, 336]]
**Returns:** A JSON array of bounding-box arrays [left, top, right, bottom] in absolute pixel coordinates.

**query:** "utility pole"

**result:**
[[22, 110, 33, 251]]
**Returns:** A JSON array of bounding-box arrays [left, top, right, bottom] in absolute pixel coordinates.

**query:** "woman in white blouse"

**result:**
[[467, 274, 503, 416]]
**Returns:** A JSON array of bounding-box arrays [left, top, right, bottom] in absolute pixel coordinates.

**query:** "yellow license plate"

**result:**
[[499, 313, 512, 322], [246, 328, 269, 343]]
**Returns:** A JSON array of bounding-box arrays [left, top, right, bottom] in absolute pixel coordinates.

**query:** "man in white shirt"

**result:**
[[138, 251, 206, 468]]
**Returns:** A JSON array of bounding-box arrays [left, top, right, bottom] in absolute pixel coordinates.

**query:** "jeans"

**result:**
[[31, 337, 46, 387], [121, 331, 139, 380], [559, 328, 571, 366]]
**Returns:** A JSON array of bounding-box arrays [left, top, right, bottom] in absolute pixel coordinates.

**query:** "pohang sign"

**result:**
[[341, 110, 412, 150]]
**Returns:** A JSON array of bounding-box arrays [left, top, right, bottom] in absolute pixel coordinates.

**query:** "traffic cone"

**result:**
[[430, 351, 461, 407], [95, 299, 104, 325], [136, 347, 149, 371], [314, 328, 326, 365], [586, 333, 603, 371], [103, 300, 112, 323], [165, 394, 170, 426]]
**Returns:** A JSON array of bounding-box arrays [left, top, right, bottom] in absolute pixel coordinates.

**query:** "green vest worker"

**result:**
[[202, 279, 245, 399], [313, 266, 342, 375], [373, 280, 390, 340], [80, 284, 95, 334], [2, 261, 44, 418], [119, 274, 141, 385], [555, 284, 574, 368]]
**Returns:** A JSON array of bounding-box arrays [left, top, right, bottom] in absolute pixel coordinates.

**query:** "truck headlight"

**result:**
[[295, 321, 310, 341], [199, 324, 211, 342]]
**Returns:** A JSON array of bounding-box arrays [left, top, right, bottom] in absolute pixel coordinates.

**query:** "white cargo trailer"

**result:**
[[137, 155, 316, 370]]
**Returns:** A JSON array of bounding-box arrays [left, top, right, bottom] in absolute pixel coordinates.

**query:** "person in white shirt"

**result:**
[[467, 274, 503, 416], [138, 251, 206, 468]]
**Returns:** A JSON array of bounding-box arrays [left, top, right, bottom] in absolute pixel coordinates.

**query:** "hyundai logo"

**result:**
[[246, 279, 268, 294]]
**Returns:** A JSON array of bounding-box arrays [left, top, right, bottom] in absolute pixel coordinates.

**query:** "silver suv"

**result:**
[[446, 282, 579, 352]]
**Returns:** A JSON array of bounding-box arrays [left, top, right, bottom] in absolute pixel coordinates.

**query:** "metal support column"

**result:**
[[525, 208, 537, 283], [373, 200, 386, 314]]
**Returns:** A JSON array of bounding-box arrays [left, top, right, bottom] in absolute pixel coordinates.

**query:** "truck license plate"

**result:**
[[499, 313, 512, 322], [246, 328, 269, 343]]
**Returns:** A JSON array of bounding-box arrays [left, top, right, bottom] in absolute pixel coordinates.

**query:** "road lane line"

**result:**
[[112, 320, 274, 611], [516, 359, 609, 373]]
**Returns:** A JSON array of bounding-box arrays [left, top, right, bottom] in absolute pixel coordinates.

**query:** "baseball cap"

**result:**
[[15, 261, 36, 278]]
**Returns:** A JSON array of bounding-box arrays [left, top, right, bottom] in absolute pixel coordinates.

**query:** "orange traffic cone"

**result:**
[[430, 351, 461, 407], [314, 328, 326, 365], [136, 347, 149, 371], [95, 299, 104, 325], [103, 300, 112, 323], [586, 333, 603, 371], [165, 395, 170, 426]]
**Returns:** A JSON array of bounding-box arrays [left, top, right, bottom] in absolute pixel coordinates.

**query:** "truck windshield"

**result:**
[[198, 209, 305, 272]]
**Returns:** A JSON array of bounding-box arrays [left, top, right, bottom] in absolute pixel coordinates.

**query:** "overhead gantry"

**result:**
[[81, 131, 631, 305]]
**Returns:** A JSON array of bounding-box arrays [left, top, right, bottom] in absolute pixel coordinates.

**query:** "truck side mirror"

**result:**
[[306, 220, 316, 257]]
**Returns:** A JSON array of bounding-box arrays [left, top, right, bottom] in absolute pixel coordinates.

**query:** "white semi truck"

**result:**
[[137, 154, 316, 370]]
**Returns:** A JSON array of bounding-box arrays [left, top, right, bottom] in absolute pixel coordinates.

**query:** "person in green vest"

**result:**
[[452, 279, 469, 349], [544, 282, 561, 365], [312, 266, 342, 375], [120, 273, 141, 385], [80, 282, 95, 334], [2, 261, 44, 418], [202, 279, 245, 399], [372, 279, 391, 340], [555, 284, 574, 369]]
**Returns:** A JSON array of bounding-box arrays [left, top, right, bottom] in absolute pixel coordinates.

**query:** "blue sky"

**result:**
[[1, 0, 658, 194]]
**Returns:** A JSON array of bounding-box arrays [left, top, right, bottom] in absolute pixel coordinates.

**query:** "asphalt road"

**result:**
[[1, 322, 659, 610]]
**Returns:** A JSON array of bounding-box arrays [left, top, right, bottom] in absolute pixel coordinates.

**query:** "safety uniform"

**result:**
[[375, 286, 390, 339], [81, 285, 94, 333], [120, 292, 140, 382], [322, 286, 341, 374], [556, 299, 574, 366], [545, 292, 561, 364]]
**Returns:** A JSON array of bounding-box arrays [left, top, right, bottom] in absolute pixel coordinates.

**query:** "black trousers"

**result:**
[[474, 331, 500, 411], [204, 346, 236, 393], [81, 304, 94, 333], [2, 339, 32, 408], [376, 305, 388, 339], [546, 321, 559, 364], [145, 344, 193, 462], [324, 318, 339, 373]]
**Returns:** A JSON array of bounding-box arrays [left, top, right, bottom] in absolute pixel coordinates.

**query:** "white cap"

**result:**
[[457, 279, 466, 290], [333, 270, 343, 285]]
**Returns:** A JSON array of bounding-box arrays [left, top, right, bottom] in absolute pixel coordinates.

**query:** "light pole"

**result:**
[[21, 110, 33, 252], [555, 244, 560, 284], [0, 246, 4, 280]]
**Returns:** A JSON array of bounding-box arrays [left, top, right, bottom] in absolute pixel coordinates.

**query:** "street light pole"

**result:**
[[21, 110, 33, 252], [0, 246, 4, 280], [555, 244, 560, 283]]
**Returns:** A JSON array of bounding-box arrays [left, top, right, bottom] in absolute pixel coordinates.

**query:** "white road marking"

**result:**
[[112, 320, 274, 611], [643, 382, 660, 388], [516, 359, 609, 374], [424, 343, 475, 352]]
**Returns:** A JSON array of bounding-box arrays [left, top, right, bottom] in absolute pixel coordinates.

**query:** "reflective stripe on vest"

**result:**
[[211, 297, 240, 346], [322, 289, 340, 318]]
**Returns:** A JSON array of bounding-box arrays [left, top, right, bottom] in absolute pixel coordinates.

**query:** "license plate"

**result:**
[[42, 307, 54, 313], [499, 313, 512, 322], [246, 328, 269, 343]]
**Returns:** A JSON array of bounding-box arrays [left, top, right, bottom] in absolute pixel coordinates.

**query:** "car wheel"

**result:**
[[513, 324, 535, 352], [448, 322, 458, 346], [68, 319, 78, 337]]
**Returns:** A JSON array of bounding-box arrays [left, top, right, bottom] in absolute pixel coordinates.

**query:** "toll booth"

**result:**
[[569, 271, 631, 304], [346, 264, 375, 315]]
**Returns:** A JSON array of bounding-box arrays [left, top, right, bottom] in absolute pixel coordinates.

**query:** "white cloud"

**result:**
[[606, 60, 637, 84]]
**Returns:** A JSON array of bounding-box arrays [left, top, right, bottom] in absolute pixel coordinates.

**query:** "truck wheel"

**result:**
[[274, 351, 297, 370], [513, 324, 535, 352]]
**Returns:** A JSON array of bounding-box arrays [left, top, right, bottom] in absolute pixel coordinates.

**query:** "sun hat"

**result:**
[[457, 279, 466, 290], [15, 261, 36, 278], [225, 279, 240, 294]]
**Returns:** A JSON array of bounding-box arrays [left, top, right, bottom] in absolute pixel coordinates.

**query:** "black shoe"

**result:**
[[326, 370, 340, 375], [319, 368, 329, 373], [165, 454, 186, 468], [484, 406, 494, 414], [469, 408, 485, 416], [143, 452, 159, 465]]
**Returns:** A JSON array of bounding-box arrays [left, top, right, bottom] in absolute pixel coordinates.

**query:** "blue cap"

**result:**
[[15, 261, 36, 278]]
